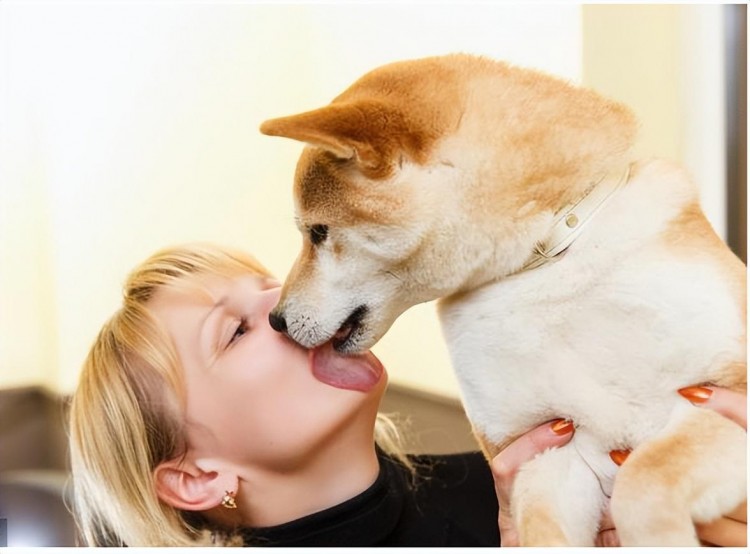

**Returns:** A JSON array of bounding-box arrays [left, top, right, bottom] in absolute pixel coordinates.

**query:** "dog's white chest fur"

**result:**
[[437, 162, 744, 494], [440, 162, 742, 480]]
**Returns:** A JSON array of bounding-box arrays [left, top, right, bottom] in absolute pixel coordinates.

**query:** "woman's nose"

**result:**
[[260, 286, 283, 320]]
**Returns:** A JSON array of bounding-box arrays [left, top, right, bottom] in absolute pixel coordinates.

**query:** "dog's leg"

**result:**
[[512, 445, 606, 546], [610, 405, 746, 546]]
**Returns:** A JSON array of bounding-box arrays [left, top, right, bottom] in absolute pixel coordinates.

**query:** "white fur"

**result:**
[[434, 160, 745, 544], [283, 152, 745, 544], [438, 161, 742, 448]]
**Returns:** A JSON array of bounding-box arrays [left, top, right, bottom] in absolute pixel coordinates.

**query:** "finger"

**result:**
[[497, 476, 523, 547], [695, 516, 748, 547], [492, 419, 574, 548], [594, 501, 620, 547], [609, 449, 631, 466], [595, 528, 620, 547], [491, 418, 575, 497], [678, 386, 747, 429], [497, 485, 517, 546], [725, 500, 747, 524], [498, 514, 520, 547]]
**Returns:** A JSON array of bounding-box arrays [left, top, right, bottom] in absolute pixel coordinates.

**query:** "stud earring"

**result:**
[[221, 490, 238, 510]]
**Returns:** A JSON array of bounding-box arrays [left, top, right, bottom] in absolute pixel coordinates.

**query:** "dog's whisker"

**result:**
[[383, 270, 404, 283]]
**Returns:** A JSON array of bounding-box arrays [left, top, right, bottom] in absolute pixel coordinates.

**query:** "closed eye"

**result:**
[[228, 317, 249, 347]]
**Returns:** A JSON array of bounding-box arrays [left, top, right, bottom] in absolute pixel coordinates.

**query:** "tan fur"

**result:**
[[517, 503, 568, 546], [713, 361, 747, 393], [661, 200, 748, 331], [611, 406, 747, 546], [262, 57, 467, 179], [658, 196, 746, 393], [260, 53, 747, 546]]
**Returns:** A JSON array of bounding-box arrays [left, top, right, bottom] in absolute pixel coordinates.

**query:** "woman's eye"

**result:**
[[228, 317, 249, 347]]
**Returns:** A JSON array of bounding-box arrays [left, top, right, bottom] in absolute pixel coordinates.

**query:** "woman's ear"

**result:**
[[153, 457, 238, 512]]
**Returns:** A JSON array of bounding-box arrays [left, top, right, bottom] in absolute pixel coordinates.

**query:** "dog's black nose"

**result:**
[[268, 311, 287, 333]]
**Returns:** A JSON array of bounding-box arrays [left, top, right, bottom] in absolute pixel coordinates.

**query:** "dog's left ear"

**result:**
[[260, 101, 424, 179]]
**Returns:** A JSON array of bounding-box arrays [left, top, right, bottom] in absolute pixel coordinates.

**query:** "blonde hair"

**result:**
[[69, 243, 410, 547]]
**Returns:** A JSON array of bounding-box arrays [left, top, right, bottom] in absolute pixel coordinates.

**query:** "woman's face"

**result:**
[[148, 272, 388, 471]]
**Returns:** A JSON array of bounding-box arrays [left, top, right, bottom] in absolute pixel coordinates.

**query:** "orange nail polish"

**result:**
[[610, 449, 631, 466], [550, 419, 574, 435], [678, 386, 713, 404]]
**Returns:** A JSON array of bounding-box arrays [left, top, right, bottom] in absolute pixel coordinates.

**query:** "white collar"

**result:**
[[519, 165, 631, 273]]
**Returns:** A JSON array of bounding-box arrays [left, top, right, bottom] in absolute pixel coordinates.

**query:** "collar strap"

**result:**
[[520, 165, 631, 273]]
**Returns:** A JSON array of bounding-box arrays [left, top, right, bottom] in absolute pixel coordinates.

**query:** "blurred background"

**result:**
[[0, 1, 746, 546]]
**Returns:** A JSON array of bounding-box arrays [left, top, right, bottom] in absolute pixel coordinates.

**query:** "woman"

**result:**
[[69, 243, 746, 547]]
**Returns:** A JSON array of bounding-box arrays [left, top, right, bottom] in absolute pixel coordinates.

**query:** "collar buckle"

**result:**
[[518, 165, 631, 274]]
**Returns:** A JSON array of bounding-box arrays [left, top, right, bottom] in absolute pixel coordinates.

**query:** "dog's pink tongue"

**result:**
[[310, 342, 384, 392]]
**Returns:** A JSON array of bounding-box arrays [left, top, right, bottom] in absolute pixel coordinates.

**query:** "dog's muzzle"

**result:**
[[331, 305, 368, 351], [268, 305, 368, 352]]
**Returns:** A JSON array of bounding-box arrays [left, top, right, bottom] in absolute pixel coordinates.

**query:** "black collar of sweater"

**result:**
[[239, 451, 408, 547]]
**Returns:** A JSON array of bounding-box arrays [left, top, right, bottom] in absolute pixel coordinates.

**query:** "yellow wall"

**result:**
[[584, 5, 682, 162], [0, 2, 582, 397], [582, 4, 726, 236], [0, 3, 728, 400]]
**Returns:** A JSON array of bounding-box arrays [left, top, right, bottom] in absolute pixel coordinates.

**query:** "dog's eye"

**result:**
[[309, 224, 328, 245]]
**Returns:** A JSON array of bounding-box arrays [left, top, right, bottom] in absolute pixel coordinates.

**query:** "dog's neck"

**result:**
[[517, 165, 632, 274]]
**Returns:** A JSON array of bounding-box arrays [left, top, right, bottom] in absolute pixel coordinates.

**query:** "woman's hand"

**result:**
[[678, 386, 747, 547], [491, 386, 746, 547], [609, 386, 747, 547], [490, 419, 574, 547]]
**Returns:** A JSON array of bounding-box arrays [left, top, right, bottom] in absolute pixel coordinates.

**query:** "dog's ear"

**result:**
[[260, 105, 358, 160], [260, 101, 418, 179]]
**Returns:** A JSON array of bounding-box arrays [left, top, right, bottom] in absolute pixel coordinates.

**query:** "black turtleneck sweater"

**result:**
[[239, 451, 500, 547]]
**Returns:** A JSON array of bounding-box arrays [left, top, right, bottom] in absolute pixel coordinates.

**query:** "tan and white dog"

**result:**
[[260, 54, 746, 546]]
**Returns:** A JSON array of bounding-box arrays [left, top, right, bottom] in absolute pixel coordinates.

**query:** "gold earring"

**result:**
[[221, 490, 237, 510]]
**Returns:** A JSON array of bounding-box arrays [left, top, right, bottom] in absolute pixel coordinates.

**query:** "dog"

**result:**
[[260, 54, 746, 546]]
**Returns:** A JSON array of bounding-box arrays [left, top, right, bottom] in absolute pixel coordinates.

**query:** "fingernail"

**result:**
[[678, 386, 713, 404], [550, 419, 574, 435], [609, 449, 631, 466]]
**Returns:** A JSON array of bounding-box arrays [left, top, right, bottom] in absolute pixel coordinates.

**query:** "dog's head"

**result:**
[[261, 55, 636, 353], [259, 107, 456, 353]]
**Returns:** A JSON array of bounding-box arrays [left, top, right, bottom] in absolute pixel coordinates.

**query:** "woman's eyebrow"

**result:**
[[199, 297, 227, 365]]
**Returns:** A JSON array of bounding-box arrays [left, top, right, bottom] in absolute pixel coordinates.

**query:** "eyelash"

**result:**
[[228, 317, 249, 347]]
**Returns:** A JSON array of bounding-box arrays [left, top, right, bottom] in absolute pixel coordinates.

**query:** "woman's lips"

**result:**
[[309, 341, 384, 392]]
